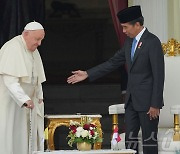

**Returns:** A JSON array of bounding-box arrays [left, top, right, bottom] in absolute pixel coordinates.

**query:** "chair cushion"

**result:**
[[109, 104, 125, 114], [171, 105, 180, 114]]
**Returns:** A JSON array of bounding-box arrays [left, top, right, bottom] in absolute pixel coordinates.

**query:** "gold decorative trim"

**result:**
[[162, 38, 180, 56], [111, 114, 118, 137], [173, 114, 180, 141]]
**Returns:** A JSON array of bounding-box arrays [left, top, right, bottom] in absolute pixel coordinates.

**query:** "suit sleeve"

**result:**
[[87, 44, 126, 81], [149, 37, 165, 108]]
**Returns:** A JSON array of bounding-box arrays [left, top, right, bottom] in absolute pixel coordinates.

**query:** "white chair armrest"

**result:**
[[170, 105, 180, 114], [109, 104, 125, 114]]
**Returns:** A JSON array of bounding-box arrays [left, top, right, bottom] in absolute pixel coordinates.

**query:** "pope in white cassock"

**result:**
[[0, 22, 46, 154]]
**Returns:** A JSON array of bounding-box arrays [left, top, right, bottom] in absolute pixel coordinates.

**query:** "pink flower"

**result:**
[[83, 124, 90, 130], [90, 124, 95, 128], [90, 130, 95, 136], [70, 125, 77, 131], [72, 129, 77, 134]]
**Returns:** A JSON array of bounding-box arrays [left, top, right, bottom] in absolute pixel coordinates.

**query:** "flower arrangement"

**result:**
[[67, 117, 102, 147]]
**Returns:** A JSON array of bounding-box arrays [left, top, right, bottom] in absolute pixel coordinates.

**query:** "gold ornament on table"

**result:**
[[67, 116, 102, 151], [77, 142, 92, 151], [162, 38, 180, 56]]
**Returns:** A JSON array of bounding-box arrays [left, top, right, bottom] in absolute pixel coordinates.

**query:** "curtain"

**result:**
[[108, 0, 128, 99], [168, 0, 180, 41], [0, 0, 45, 47], [108, 0, 128, 47]]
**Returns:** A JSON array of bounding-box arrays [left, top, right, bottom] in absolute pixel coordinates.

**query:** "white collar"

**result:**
[[21, 35, 28, 50], [135, 27, 146, 42]]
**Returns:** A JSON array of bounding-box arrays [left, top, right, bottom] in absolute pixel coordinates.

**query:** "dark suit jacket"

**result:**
[[87, 29, 164, 111]]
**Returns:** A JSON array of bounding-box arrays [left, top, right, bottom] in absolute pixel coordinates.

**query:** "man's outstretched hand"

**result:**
[[67, 70, 88, 84]]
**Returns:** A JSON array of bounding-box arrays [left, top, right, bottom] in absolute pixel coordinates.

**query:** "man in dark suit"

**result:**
[[119, 65, 128, 103], [67, 6, 164, 154]]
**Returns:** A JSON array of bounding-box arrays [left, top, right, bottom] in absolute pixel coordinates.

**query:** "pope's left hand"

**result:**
[[39, 99, 43, 104], [147, 107, 160, 120]]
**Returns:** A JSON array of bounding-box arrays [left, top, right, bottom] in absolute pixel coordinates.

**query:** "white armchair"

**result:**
[[109, 56, 180, 154]]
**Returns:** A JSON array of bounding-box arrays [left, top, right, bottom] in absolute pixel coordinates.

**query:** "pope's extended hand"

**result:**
[[67, 70, 88, 84]]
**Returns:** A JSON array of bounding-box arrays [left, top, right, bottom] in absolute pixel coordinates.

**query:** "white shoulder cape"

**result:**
[[0, 35, 46, 84]]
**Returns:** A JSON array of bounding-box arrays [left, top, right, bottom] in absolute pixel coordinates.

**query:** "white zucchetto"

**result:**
[[24, 21, 44, 30]]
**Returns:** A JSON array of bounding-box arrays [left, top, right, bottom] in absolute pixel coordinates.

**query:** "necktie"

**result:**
[[131, 38, 137, 61]]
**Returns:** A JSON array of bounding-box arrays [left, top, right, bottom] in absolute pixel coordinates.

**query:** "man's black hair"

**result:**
[[129, 16, 144, 26]]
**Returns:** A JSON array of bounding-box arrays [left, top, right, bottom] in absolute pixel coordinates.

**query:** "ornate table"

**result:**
[[45, 114, 102, 150], [33, 149, 136, 154]]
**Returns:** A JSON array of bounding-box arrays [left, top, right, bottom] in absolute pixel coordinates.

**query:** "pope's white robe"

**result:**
[[0, 35, 46, 154]]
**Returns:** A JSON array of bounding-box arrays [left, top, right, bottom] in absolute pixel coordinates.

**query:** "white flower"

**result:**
[[88, 131, 92, 139], [76, 127, 83, 132], [76, 131, 81, 138], [81, 130, 89, 138], [76, 127, 84, 137], [89, 134, 92, 139]]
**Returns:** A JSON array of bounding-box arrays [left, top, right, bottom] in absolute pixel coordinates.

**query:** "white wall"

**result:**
[[129, 0, 168, 43]]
